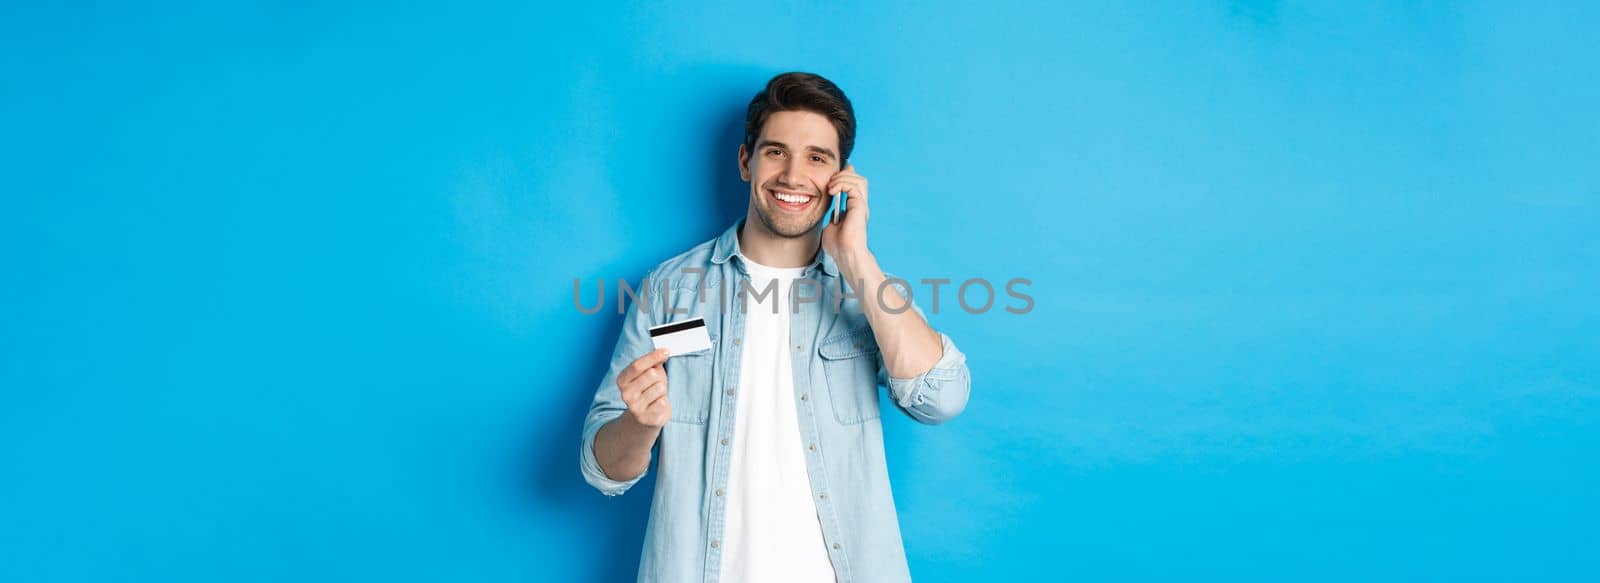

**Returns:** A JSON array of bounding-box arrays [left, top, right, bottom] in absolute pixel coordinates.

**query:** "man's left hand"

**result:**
[[821, 164, 870, 260]]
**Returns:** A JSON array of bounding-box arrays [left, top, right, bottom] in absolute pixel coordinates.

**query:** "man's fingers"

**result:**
[[644, 385, 671, 411], [644, 394, 670, 417], [619, 365, 664, 400], [829, 180, 868, 204], [622, 348, 670, 383], [637, 378, 667, 406], [830, 185, 867, 215], [827, 175, 860, 194]]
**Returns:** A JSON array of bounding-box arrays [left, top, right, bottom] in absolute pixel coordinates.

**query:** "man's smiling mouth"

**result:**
[[768, 188, 817, 212]]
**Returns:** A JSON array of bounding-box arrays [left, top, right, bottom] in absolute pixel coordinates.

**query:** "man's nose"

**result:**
[[777, 158, 803, 188]]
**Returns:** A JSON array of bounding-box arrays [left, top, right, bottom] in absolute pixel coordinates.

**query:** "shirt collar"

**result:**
[[710, 218, 839, 278]]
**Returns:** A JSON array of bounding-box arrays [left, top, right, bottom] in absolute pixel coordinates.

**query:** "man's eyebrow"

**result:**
[[755, 139, 838, 160]]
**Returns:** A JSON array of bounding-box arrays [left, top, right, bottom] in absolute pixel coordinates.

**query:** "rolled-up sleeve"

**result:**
[[883, 331, 971, 425], [580, 407, 645, 496], [578, 270, 656, 496]]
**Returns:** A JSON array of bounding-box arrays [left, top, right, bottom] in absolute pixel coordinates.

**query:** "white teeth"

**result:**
[[774, 191, 811, 204]]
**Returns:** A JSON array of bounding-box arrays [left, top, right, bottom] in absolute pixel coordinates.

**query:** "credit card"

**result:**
[[649, 317, 712, 356]]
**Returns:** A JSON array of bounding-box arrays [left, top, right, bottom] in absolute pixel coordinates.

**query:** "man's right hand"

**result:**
[[618, 348, 672, 428]]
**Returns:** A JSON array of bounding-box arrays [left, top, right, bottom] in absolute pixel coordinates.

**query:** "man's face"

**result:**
[[739, 110, 842, 238]]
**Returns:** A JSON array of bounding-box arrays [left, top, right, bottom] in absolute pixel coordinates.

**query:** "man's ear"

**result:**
[[737, 144, 750, 181]]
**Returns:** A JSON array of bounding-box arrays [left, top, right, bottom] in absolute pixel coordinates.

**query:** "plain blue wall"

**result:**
[[3, 2, 1596, 581]]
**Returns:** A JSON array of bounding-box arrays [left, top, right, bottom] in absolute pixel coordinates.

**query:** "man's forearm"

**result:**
[[593, 414, 661, 483], [835, 249, 944, 378]]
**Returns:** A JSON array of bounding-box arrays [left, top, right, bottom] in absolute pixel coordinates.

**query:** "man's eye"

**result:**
[[766, 149, 784, 157], [811, 156, 824, 163]]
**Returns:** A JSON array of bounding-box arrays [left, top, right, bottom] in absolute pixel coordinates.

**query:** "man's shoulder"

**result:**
[[641, 235, 720, 291]]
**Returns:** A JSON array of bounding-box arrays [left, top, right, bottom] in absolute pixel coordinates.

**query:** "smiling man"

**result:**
[[580, 72, 972, 582]]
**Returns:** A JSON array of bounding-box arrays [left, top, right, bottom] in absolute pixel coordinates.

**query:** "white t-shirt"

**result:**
[[717, 258, 838, 583]]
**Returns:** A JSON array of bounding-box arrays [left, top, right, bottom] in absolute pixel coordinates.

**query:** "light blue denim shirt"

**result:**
[[580, 219, 972, 582]]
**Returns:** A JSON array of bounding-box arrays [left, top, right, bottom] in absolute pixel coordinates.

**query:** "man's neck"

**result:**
[[737, 213, 820, 268]]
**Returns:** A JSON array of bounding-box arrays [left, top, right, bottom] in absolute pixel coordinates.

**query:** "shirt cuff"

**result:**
[[580, 415, 647, 496], [886, 332, 966, 409]]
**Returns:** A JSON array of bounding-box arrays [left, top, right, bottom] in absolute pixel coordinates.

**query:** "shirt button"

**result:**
[[854, 342, 863, 349], [800, 394, 808, 401], [711, 540, 720, 549], [726, 388, 736, 397], [715, 489, 724, 497], [733, 338, 741, 345], [819, 492, 828, 500], [808, 443, 817, 451], [720, 437, 729, 446], [794, 345, 803, 352], [833, 543, 841, 550]]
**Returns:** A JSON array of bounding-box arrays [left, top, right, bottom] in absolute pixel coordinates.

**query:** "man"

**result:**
[[579, 72, 972, 582]]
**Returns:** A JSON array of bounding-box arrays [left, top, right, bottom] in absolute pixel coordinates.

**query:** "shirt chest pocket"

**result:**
[[665, 348, 714, 425], [817, 329, 883, 425]]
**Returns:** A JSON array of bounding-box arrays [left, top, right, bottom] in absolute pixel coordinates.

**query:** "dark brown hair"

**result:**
[[744, 72, 855, 167]]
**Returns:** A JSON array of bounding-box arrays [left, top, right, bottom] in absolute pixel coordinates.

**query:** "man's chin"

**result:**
[[756, 206, 822, 238]]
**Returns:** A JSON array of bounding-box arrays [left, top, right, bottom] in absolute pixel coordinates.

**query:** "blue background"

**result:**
[[3, 2, 1597, 581]]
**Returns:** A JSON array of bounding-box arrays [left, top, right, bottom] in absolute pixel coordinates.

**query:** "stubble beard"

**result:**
[[752, 187, 827, 239]]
